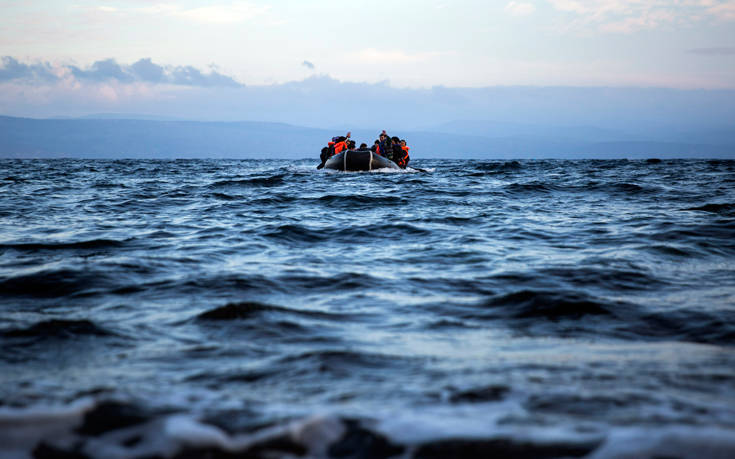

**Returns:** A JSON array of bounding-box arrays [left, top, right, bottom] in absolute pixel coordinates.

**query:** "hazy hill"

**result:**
[[1, 115, 733, 159]]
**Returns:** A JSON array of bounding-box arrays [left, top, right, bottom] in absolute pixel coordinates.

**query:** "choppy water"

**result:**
[[1, 158, 734, 459]]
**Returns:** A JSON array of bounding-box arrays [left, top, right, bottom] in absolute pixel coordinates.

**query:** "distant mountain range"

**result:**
[[1, 115, 733, 159]]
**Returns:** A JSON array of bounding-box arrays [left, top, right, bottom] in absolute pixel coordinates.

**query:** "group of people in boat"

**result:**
[[320, 130, 410, 169]]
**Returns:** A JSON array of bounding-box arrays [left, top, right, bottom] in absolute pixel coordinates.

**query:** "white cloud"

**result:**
[[171, 4, 270, 24], [96, 2, 271, 25], [705, 0, 735, 20], [546, 0, 735, 33], [505, 2, 537, 16]]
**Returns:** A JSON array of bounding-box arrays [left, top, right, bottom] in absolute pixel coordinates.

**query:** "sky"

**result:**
[[1, 0, 735, 124]]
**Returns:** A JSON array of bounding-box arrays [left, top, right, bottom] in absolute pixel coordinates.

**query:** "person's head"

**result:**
[[348, 140, 356, 149], [391, 136, 399, 143], [374, 140, 380, 145], [401, 139, 406, 146], [379, 133, 386, 140], [338, 136, 346, 142], [360, 143, 367, 149]]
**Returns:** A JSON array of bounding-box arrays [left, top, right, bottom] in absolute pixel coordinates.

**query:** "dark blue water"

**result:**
[[1, 158, 735, 458]]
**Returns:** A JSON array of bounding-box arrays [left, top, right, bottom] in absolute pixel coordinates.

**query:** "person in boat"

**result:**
[[389, 136, 409, 169], [377, 131, 393, 160], [318, 132, 351, 168], [397, 139, 410, 168], [347, 140, 357, 151], [357, 143, 370, 152], [371, 140, 381, 155], [327, 134, 350, 157]]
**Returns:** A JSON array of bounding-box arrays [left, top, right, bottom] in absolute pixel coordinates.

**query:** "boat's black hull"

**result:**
[[323, 150, 400, 171]]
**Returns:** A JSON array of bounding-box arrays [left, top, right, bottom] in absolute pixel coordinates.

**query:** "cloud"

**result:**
[[687, 46, 735, 55], [95, 2, 272, 25], [169, 4, 270, 24], [131, 58, 166, 83], [0, 57, 60, 83], [704, 1, 735, 21], [302, 60, 315, 70], [546, 0, 735, 33], [71, 59, 135, 83], [505, 2, 536, 16], [169, 65, 241, 87], [0, 57, 242, 88]]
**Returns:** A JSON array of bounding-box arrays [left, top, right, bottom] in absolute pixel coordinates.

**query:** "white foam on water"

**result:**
[[165, 415, 231, 448], [0, 398, 94, 459], [2, 398, 734, 459], [289, 415, 345, 457], [372, 407, 606, 459], [588, 426, 735, 459]]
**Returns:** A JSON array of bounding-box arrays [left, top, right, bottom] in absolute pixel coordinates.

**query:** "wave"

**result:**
[[504, 182, 559, 194], [596, 182, 646, 194], [196, 301, 345, 322], [0, 268, 114, 298], [649, 221, 735, 254], [178, 274, 280, 296], [92, 181, 128, 189], [75, 400, 155, 436], [480, 290, 619, 320], [413, 438, 598, 458], [261, 222, 431, 243], [277, 349, 409, 373], [316, 194, 409, 207], [209, 174, 286, 188], [2, 175, 27, 183], [193, 301, 352, 342], [261, 223, 330, 243], [684, 202, 735, 215], [4, 401, 733, 459], [635, 308, 735, 346], [538, 266, 665, 291], [0, 238, 126, 252], [504, 180, 659, 196], [247, 195, 297, 206], [208, 192, 242, 201], [465, 289, 735, 346], [2, 319, 114, 339], [447, 385, 510, 403], [475, 160, 522, 172]]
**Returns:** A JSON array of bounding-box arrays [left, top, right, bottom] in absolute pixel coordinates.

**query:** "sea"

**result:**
[[1, 158, 734, 459]]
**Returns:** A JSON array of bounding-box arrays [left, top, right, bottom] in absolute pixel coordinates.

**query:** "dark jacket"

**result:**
[[394, 144, 409, 168], [379, 139, 393, 160]]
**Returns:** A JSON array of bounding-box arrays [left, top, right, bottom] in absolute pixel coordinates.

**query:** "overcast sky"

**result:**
[[1, 1, 735, 124], [2, 0, 734, 88]]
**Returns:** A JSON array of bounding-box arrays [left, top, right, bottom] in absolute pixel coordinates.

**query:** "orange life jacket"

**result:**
[[397, 146, 410, 168], [334, 141, 347, 155]]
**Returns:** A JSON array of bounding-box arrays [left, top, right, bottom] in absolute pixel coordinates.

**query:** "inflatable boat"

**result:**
[[322, 150, 401, 172]]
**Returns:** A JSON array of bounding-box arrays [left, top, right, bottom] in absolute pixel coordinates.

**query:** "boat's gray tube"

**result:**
[[323, 150, 400, 171]]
